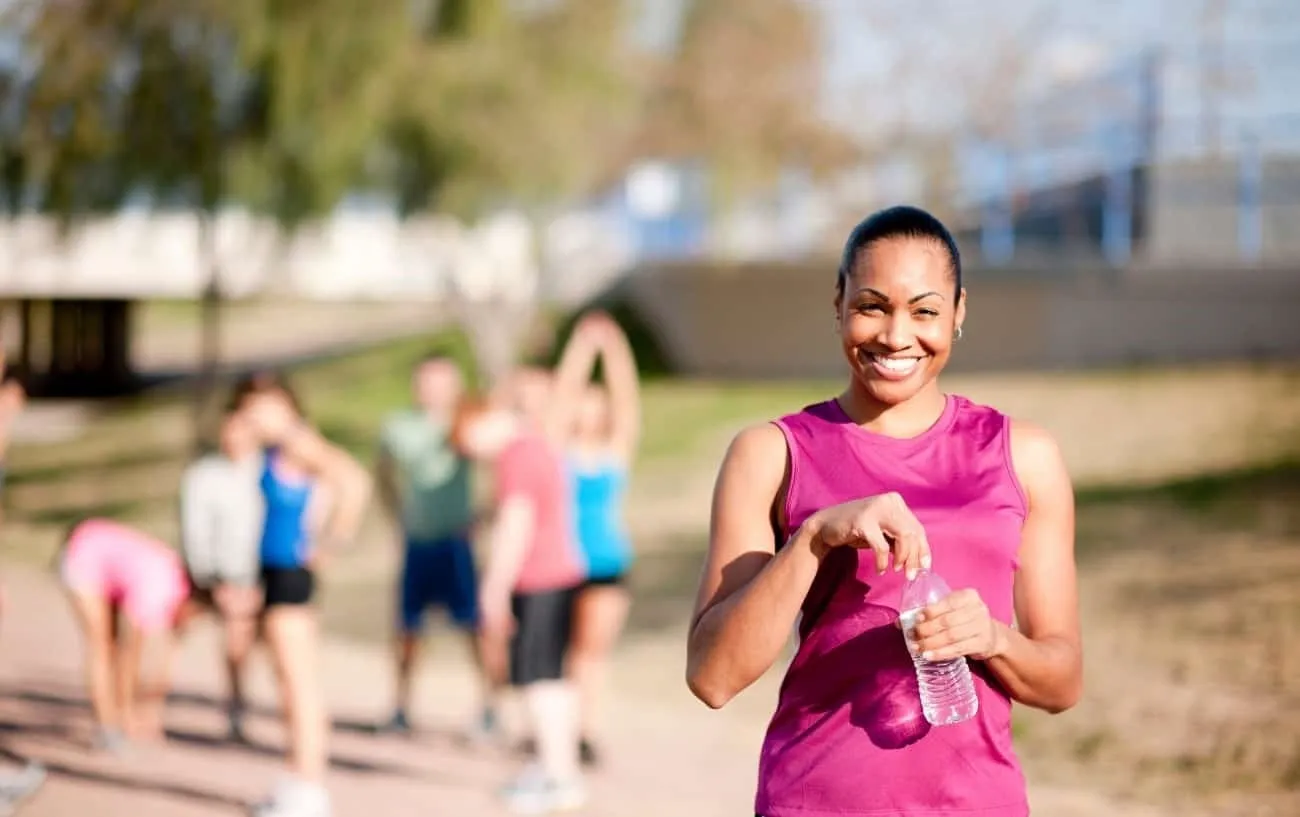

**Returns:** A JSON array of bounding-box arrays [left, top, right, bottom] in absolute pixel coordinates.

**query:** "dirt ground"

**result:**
[[0, 564, 766, 817]]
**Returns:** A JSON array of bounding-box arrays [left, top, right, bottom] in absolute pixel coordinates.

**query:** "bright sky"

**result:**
[[817, 0, 1300, 140]]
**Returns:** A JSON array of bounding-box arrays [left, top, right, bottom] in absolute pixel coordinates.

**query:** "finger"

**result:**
[[892, 529, 927, 578], [916, 621, 984, 658], [913, 606, 975, 640], [860, 526, 890, 574], [880, 509, 931, 578], [921, 631, 987, 661], [921, 597, 957, 622], [912, 608, 950, 639]]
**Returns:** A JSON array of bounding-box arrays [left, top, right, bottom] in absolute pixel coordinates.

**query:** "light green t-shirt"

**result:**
[[379, 409, 475, 543]]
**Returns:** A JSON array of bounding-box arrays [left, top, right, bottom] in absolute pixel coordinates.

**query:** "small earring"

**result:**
[[954, 326, 964, 341]]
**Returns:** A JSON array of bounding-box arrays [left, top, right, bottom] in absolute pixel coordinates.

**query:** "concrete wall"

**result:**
[[622, 261, 1300, 378]]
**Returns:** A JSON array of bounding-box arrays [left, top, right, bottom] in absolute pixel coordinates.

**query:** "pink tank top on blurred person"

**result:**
[[758, 395, 1029, 817], [495, 432, 584, 594]]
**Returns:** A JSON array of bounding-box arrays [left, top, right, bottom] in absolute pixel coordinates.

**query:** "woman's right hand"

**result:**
[[807, 492, 931, 578]]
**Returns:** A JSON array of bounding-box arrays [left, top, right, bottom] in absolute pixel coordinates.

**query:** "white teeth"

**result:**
[[872, 356, 920, 373]]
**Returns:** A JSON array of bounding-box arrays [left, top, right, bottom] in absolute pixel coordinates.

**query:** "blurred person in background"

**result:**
[[57, 518, 195, 753], [543, 311, 641, 768], [686, 206, 1081, 817], [375, 352, 499, 740], [0, 363, 27, 522], [453, 393, 586, 814], [179, 405, 266, 743], [497, 365, 553, 430], [0, 359, 47, 815], [232, 371, 373, 817]]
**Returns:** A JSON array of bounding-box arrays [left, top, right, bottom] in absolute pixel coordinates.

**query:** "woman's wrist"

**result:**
[[794, 514, 829, 561], [977, 620, 1014, 662]]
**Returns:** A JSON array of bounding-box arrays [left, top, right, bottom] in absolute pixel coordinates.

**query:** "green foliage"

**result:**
[[1, 0, 635, 227], [372, 0, 635, 219]]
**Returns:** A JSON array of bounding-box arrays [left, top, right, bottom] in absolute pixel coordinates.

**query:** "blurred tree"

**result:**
[[631, 0, 857, 204], [369, 0, 636, 387], [2, 0, 411, 434], [1, 0, 639, 405], [372, 0, 635, 218]]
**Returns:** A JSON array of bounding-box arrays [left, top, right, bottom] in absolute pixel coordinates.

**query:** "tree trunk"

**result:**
[[195, 210, 222, 454]]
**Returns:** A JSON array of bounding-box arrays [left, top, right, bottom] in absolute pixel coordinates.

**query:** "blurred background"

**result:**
[[0, 0, 1298, 815]]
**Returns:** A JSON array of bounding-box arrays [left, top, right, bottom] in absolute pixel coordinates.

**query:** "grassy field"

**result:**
[[3, 325, 1300, 816]]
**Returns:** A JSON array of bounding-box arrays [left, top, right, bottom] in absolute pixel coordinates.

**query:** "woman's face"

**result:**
[[508, 367, 553, 426], [239, 390, 299, 444], [835, 237, 965, 407], [219, 412, 258, 459]]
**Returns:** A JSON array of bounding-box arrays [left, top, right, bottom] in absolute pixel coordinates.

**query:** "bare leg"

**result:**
[[67, 592, 120, 737], [523, 680, 580, 781], [264, 605, 328, 783], [391, 631, 419, 726], [223, 612, 256, 734], [566, 585, 631, 749], [466, 629, 506, 711]]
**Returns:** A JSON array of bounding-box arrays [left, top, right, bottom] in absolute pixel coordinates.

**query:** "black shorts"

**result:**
[[262, 567, 315, 608], [509, 586, 578, 687]]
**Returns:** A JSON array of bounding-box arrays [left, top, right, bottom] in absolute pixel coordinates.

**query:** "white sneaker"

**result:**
[[463, 708, 501, 747], [249, 778, 331, 817], [500, 765, 586, 815], [0, 762, 46, 816]]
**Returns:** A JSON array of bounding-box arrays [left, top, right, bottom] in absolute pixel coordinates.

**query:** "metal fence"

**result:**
[[956, 39, 1300, 266]]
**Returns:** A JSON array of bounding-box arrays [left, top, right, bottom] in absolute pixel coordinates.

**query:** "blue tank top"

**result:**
[[258, 450, 314, 569], [569, 457, 632, 580]]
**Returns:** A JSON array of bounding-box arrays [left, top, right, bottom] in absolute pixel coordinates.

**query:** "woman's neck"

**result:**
[[837, 381, 948, 438]]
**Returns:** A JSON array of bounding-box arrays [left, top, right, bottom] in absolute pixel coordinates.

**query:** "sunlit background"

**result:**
[[0, 0, 1298, 815]]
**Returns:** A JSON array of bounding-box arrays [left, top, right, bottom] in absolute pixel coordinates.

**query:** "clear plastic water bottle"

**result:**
[[899, 569, 980, 726]]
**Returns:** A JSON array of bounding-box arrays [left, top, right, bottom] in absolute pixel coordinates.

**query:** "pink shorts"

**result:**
[[61, 519, 190, 634]]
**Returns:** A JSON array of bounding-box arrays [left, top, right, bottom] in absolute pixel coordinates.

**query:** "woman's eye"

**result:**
[[856, 304, 885, 314], [914, 309, 939, 318]]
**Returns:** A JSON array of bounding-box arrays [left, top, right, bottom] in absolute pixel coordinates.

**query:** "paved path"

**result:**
[[0, 566, 1183, 817], [0, 566, 761, 817]]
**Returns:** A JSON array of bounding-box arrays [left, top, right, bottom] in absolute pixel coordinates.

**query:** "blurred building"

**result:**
[[955, 39, 1300, 266]]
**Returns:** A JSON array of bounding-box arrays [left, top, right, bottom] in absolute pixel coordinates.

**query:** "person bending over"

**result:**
[[58, 518, 196, 752]]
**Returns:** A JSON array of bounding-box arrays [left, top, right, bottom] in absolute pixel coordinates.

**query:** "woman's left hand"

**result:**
[[909, 589, 1006, 662]]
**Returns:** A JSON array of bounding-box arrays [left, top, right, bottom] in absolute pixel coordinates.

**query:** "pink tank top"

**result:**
[[758, 395, 1029, 817]]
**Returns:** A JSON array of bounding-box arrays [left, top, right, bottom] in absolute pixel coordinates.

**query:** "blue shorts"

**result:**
[[399, 535, 479, 632]]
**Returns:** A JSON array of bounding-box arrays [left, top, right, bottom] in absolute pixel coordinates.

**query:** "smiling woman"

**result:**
[[834, 207, 965, 414], [686, 205, 1082, 817]]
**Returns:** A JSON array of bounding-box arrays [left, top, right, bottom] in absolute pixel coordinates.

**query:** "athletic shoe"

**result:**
[[463, 708, 500, 746], [500, 765, 586, 815], [0, 762, 46, 816], [249, 778, 331, 817], [378, 710, 412, 737], [91, 728, 128, 755], [228, 706, 250, 744], [578, 737, 600, 769]]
